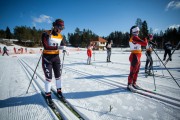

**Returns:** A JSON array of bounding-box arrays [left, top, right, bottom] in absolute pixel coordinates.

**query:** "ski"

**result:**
[[46, 100, 56, 109], [133, 86, 156, 94], [51, 89, 84, 120], [43, 95, 62, 119], [164, 41, 180, 65]]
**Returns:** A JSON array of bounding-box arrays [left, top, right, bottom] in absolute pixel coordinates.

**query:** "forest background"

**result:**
[[0, 18, 180, 49]]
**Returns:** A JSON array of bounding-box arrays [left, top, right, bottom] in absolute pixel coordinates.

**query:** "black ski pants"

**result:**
[[42, 54, 61, 80], [163, 49, 171, 60]]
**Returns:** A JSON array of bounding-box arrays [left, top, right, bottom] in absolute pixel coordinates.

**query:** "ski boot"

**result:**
[[45, 92, 55, 108], [133, 84, 141, 90], [57, 88, 65, 101], [127, 84, 136, 92], [148, 70, 153, 76], [145, 69, 148, 73]]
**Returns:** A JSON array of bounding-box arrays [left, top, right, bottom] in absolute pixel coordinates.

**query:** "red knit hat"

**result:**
[[53, 19, 64, 30]]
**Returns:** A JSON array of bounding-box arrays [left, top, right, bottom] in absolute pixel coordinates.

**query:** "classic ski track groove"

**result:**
[[63, 66, 180, 108], [18, 58, 84, 120], [64, 58, 180, 91]]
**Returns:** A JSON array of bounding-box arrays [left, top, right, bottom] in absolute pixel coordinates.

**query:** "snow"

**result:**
[[0, 43, 180, 120]]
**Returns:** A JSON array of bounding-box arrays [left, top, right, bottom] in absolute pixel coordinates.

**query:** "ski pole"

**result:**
[[151, 46, 180, 88], [26, 53, 43, 94], [151, 63, 156, 91], [94, 52, 95, 61]]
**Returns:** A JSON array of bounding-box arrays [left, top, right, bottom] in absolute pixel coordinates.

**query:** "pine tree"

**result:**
[[5, 27, 12, 39]]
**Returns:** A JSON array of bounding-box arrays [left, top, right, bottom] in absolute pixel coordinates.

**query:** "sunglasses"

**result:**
[[56, 25, 65, 30]]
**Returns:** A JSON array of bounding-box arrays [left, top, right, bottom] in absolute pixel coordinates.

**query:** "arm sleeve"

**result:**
[[132, 36, 147, 46], [41, 32, 57, 50], [60, 37, 66, 46]]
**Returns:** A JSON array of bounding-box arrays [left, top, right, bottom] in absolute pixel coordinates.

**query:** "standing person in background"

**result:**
[[106, 40, 113, 62], [25, 48, 27, 53], [21, 48, 23, 54], [0, 47, 1, 53], [2, 46, 9, 56], [14, 47, 16, 54], [87, 43, 93, 65], [127, 26, 147, 91], [41, 19, 66, 107], [145, 34, 154, 75], [163, 40, 172, 61]]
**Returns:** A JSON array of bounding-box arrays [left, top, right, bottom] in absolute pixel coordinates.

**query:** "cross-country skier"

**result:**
[[145, 34, 154, 75], [127, 26, 147, 90], [41, 19, 66, 106], [14, 47, 16, 54], [106, 40, 113, 62], [2, 46, 9, 56], [163, 40, 172, 61], [87, 43, 93, 65]]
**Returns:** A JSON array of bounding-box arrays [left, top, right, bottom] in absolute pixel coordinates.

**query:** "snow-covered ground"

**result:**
[[0, 43, 180, 120]]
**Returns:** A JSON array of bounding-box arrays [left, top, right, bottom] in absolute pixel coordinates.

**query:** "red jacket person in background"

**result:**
[[87, 44, 93, 65]]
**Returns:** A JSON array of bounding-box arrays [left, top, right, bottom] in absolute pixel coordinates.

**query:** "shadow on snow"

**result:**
[[0, 93, 46, 108]]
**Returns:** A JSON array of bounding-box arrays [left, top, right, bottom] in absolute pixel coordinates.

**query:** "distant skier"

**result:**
[[163, 40, 172, 61], [41, 19, 66, 107], [25, 48, 27, 53], [2, 46, 9, 56], [127, 26, 147, 90], [145, 34, 154, 75], [87, 43, 93, 65], [106, 40, 113, 62], [14, 47, 16, 54], [21, 48, 23, 54]]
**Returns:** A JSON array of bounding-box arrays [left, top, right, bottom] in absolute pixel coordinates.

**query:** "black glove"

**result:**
[[63, 50, 66, 53]]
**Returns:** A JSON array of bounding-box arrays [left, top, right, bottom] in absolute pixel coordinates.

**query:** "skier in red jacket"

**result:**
[[127, 26, 147, 91]]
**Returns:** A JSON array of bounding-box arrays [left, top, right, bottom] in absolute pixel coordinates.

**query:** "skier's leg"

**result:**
[[87, 57, 90, 64], [163, 51, 167, 60], [109, 50, 111, 62], [89, 57, 91, 64], [107, 50, 109, 62], [168, 50, 172, 61], [6, 52, 9, 56], [145, 57, 149, 73], [42, 55, 53, 104], [52, 55, 64, 98], [128, 54, 137, 85], [149, 55, 153, 73], [133, 62, 140, 85]]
